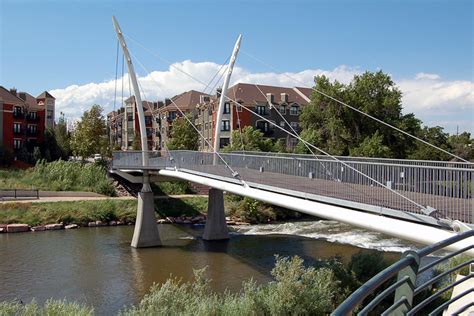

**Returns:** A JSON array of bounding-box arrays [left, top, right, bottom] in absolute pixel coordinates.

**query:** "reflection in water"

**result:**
[[0, 221, 414, 314]]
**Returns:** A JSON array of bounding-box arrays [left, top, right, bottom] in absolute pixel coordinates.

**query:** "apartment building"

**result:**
[[195, 83, 312, 151], [0, 86, 55, 158], [107, 96, 162, 150]]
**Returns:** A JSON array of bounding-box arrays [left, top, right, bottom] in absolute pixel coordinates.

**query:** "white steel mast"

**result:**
[[213, 35, 242, 164], [112, 16, 148, 166]]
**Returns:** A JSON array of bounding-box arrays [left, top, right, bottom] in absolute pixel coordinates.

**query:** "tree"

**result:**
[[273, 139, 287, 153], [54, 112, 71, 159], [166, 115, 199, 150], [223, 126, 273, 152], [409, 126, 452, 161], [71, 105, 109, 159], [33, 146, 42, 162], [449, 132, 474, 161], [349, 131, 392, 158], [299, 71, 419, 158]]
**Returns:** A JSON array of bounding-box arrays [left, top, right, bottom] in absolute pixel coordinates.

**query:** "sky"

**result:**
[[1, 0, 473, 134]]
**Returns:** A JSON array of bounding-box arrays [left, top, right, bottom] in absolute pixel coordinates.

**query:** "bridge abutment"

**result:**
[[131, 174, 161, 248], [203, 188, 229, 241]]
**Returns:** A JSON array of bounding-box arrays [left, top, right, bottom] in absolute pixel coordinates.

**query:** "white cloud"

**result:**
[[50, 61, 473, 134]]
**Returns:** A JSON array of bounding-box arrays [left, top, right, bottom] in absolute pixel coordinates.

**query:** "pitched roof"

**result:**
[[36, 91, 55, 99], [226, 83, 312, 106], [159, 90, 210, 112], [0, 86, 26, 105]]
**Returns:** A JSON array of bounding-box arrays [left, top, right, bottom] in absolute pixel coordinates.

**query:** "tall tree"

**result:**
[[71, 105, 109, 159], [409, 126, 452, 161], [54, 112, 71, 159], [298, 71, 420, 158], [448, 132, 474, 161], [166, 115, 199, 150]]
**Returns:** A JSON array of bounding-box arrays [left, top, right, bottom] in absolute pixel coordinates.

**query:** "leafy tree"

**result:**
[[299, 71, 419, 158], [166, 115, 199, 150], [273, 138, 287, 153], [132, 132, 141, 150], [223, 126, 273, 152], [54, 112, 71, 159], [449, 132, 474, 161], [350, 130, 392, 158], [71, 105, 109, 159], [409, 126, 451, 161]]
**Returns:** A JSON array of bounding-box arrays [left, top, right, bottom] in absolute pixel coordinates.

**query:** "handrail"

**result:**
[[332, 230, 474, 315]]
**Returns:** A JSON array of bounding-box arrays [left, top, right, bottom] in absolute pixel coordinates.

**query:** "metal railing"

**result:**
[[0, 189, 39, 200], [332, 229, 474, 315], [111, 150, 474, 224]]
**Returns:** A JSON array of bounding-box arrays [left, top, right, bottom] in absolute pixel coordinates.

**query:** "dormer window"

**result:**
[[279, 105, 286, 115], [290, 105, 299, 115]]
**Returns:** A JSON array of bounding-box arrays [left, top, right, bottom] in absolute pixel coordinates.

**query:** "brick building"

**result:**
[[107, 96, 161, 150], [195, 83, 312, 151], [0, 86, 55, 159], [107, 90, 209, 152]]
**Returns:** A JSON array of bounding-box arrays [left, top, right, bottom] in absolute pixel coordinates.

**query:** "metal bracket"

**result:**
[[422, 205, 438, 217]]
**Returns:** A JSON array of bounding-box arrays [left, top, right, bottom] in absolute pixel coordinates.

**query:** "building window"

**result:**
[[13, 123, 21, 133], [29, 112, 37, 119], [256, 121, 270, 132], [280, 121, 285, 127], [236, 103, 242, 112], [290, 122, 298, 129], [205, 123, 209, 130], [256, 106, 266, 115], [290, 105, 299, 115], [223, 102, 230, 114], [127, 114, 133, 121], [28, 124, 37, 134], [279, 105, 286, 114], [13, 139, 22, 149], [220, 138, 230, 148], [221, 120, 230, 131], [47, 110, 53, 119], [13, 107, 22, 117], [145, 116, 152, 125]]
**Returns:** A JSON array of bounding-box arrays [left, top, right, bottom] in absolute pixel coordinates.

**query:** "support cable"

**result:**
[[129, 51, 246, 184], [241, 50, 470, 163], [123, 34, 430, 214], [203, 55, 230, 95]]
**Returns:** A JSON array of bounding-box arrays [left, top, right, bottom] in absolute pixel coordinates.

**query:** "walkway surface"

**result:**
[[443, 274, 474, 316]]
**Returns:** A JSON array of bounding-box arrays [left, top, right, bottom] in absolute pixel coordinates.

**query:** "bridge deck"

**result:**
[[179, 164, 473, 224]]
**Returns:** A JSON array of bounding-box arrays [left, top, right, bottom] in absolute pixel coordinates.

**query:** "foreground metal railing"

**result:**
[[332, 229, 474, 315], [111, 150, 474, 224]]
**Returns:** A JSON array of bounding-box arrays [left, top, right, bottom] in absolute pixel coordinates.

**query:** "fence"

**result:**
[[0, 189, 39, 200], [111, 150, 474, 224]]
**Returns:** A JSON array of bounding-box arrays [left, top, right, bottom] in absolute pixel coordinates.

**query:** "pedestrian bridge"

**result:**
[[111, 150, 473, 252]]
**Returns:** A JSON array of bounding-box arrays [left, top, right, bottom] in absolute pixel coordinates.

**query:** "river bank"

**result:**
[[0, 223, 408, 315]]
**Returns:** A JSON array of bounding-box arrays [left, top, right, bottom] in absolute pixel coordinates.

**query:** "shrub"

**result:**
[[0, 299, 93, 315]]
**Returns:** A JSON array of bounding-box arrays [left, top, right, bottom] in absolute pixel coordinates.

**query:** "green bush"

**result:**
[[0, 160, 116, 196], [120, 256, 339, 315], [0, 299, 93, 315], [152, 181, 195, 195]]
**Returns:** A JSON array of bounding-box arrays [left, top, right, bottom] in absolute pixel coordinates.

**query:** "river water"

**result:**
[[0, 220, 418, 314]]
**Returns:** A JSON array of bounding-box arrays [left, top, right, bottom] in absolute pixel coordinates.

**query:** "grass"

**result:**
[[0, 196, 209, 226], [0, 160, 116, 196]]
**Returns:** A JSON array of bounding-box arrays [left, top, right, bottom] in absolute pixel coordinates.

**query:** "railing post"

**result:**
[[14, 189, 16, 199], [393, 250, 420, 315]]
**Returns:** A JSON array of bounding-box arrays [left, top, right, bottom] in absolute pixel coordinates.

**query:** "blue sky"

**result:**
[[1, 0, 473, 133]]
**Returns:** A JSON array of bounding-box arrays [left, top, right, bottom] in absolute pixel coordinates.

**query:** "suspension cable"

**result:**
[[136, 79, 177, 168], [122, 33, 430, 212], [241, 50, 470, 163], [203, 55, 230, 95], [129, 51, 245, 183], [253, 84, 394, 207]]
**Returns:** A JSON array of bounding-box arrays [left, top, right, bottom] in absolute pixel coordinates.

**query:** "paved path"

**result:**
[[0, 194, 207, 204]]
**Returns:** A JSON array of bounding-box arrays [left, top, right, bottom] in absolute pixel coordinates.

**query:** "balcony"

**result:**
[[26, 114, 40, 122], [13, 111, 24, 119], [27, 129, 38, 136], [13, 127, 23, 135]]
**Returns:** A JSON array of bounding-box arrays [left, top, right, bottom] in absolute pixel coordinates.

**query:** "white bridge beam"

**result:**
[[158, 169, 474, 256]]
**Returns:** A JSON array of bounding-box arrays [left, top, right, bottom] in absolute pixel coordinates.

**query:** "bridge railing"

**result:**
[[169, 151, 473, 224], [111, 150, 474, 224], [332, 229, 474, 315]]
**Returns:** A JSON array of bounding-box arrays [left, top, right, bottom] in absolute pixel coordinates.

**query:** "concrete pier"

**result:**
[[203, 188, 229, 240], [131, 179, 161, 248]]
